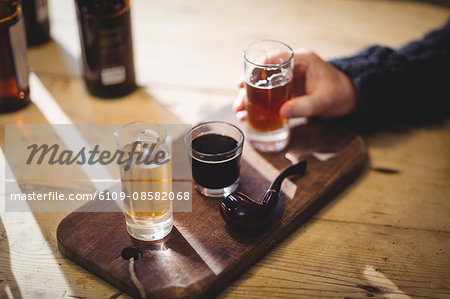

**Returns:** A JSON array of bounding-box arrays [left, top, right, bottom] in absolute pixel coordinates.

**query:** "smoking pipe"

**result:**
[[220, 160, 307, 232]]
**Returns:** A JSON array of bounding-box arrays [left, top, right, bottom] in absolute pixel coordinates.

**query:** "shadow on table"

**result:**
[[28, 39, 180, 125], [391, 0, 450, 8], [0, 218, 23, 299], [0, 104, 122, 297], [1, 37, 181, 298], [27, 40, 80, 77]]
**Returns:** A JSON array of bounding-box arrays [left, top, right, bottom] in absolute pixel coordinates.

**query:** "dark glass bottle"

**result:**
[[74, 0, 136, 98], [0, 0, 30, 113], [22, 0, 51, 46]]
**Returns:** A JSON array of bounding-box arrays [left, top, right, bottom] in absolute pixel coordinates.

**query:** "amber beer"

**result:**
[[246, 68, 293, 132], [114, 122, 173, 241], [243, 40, 294, 152], [120, 141, 172, 221], [0, 0, 31, 113]]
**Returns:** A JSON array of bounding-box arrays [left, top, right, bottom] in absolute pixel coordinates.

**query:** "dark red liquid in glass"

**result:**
[[246, 68, 292, 132], [191, 134, 241, 189]]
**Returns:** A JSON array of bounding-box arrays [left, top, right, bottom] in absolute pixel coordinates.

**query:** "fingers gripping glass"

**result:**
[[243, 40, 294, 152]]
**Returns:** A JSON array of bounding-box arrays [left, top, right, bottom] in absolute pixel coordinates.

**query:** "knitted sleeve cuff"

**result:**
[[328, 46, 405, 132]]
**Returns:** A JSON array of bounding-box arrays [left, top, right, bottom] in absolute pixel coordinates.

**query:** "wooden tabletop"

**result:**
[[1, 0, 449, 298]]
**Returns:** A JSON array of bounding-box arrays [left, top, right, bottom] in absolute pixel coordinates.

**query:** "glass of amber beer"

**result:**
[[243, 40, 294, 152], [114, 122, 173, 241]]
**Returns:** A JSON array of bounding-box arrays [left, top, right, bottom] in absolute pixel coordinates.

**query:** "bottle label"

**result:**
[[101, 66, 126, 86], [35, 0, 49, 24]]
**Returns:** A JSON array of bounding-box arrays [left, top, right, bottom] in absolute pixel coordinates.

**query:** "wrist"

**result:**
[[335, 67, 357, 116]]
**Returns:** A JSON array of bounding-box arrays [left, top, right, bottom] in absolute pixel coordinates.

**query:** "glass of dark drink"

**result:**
[[185, 121, 244, 198], [243, 40, 294, 152]]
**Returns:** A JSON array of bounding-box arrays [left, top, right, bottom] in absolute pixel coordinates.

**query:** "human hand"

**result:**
[[233, 49, 357, 120]]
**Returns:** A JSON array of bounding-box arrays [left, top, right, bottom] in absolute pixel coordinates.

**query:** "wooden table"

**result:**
[[1, 0, 449, 298]]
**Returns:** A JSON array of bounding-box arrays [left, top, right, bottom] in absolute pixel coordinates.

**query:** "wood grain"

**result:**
[[56, 123, 366, 298], [1, 0, 449, 298], [219, 218, 450, 298]]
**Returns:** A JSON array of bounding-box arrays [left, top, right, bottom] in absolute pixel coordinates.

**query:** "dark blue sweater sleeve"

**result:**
[[329, 19, 450, 132]]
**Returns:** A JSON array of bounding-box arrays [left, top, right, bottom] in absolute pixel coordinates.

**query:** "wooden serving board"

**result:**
[[57, 117, 366, 299]]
